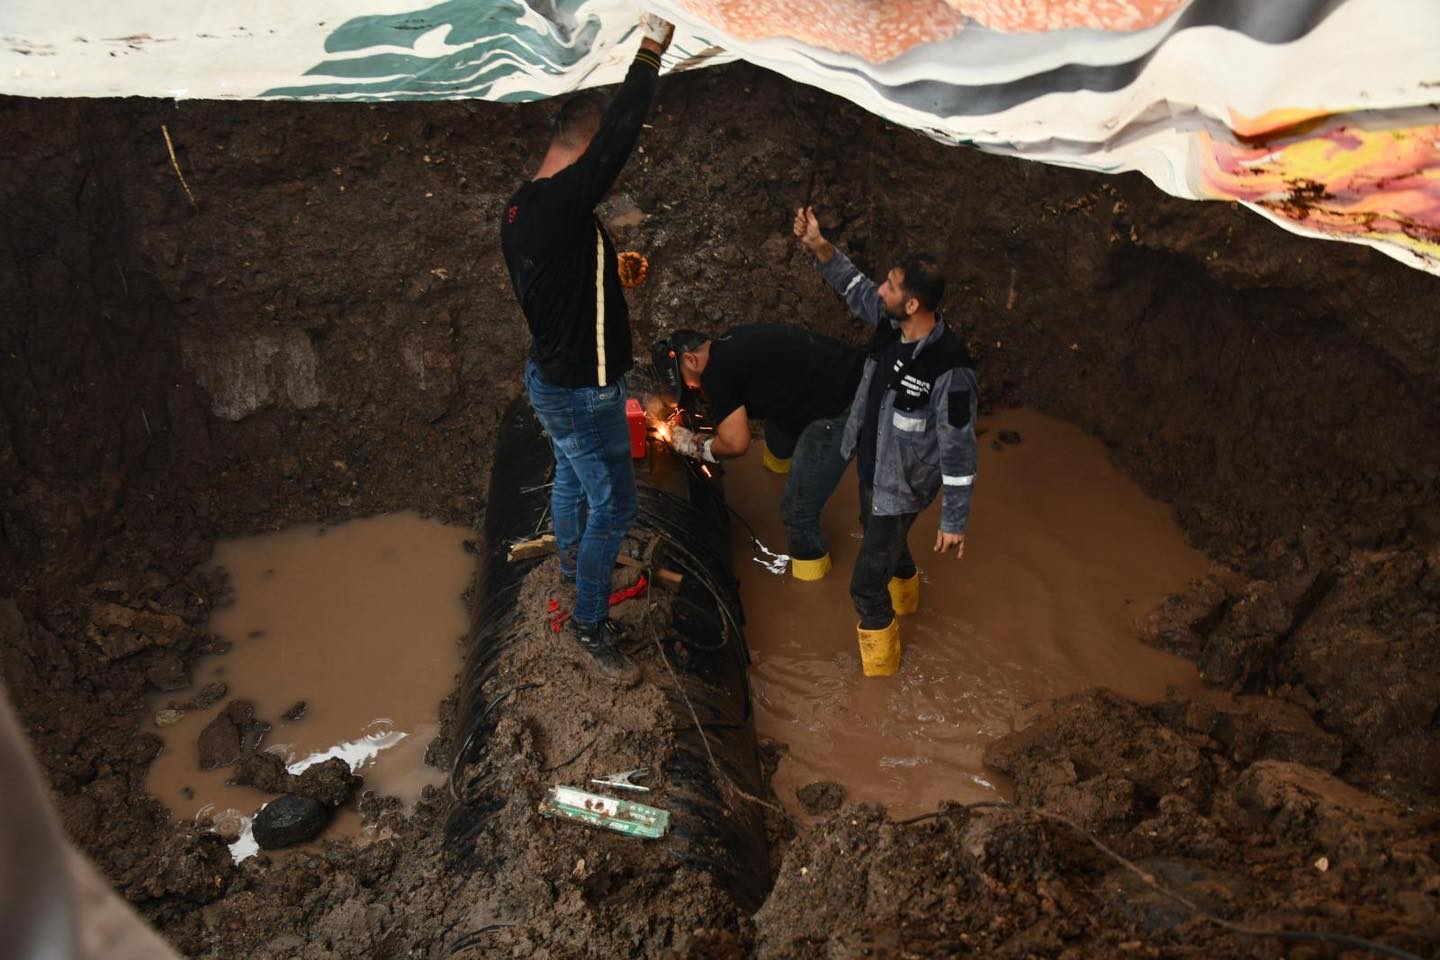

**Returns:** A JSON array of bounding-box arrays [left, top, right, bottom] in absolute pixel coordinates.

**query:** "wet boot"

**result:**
[[888, 572, 920, 616], [790, 553, 832, 581], [568, 617, 641, 688], [762, 444, 792, 475], [856, 618, 901, 677]]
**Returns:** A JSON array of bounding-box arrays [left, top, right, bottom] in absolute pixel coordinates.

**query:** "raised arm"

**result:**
[[552, 21, 672, 211], [793, 206, 885, 327]]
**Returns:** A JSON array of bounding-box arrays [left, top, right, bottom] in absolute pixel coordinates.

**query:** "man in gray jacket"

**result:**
[[794, 206, 979, 676]]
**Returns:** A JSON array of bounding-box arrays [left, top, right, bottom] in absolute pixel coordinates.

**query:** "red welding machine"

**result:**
[[626, 398, 646, 459]]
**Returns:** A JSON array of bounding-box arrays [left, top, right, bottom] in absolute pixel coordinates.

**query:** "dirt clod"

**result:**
[[197, 699, 269, 770], [796, 781, 845, 815], [294, 757, 363, 807]]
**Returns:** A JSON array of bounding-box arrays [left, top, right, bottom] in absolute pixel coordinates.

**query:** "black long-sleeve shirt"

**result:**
[[501, 51, 660, 388]]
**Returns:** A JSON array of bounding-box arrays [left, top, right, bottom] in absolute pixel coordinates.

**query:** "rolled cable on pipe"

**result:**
[[445, 395, 770, 911]]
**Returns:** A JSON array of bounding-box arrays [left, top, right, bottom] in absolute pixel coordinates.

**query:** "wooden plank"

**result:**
[[615, 553, 684, 591], [510, 533, 682, 590], [507, 534, 556, 562]]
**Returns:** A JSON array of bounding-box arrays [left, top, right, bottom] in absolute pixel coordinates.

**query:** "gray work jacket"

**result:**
[[818, 251, 979, 533]]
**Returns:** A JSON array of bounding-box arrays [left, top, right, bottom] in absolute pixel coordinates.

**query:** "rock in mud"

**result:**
[[144, 651, 190, 692], [998, 429, 1022, 445], [230, 751, 292, 794], [85, 602, 187, 660], [198, 699, 270, 770], [197, 711, 242, 770], [280, 700, 307, 722], [192, 681, 228, 709], [796, 781, 845, 814], [223, 699, 271, 757], [253, 793, 329, 849], [232, 753, 361, 806], [155, 709, 184, 729], [294, 757, 362, 807]]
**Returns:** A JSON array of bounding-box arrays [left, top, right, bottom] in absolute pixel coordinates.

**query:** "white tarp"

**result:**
[[3, 0, 1437, 272]]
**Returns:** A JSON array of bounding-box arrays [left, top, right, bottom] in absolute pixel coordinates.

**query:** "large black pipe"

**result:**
[[444, 396, 770, 911]]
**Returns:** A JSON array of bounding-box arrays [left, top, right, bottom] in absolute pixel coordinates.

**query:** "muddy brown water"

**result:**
[[728, 409, 1208, 820], [145, 512, 473, 857]]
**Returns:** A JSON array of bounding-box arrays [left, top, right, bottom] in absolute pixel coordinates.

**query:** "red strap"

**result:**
[[546, 575, 649, 634]]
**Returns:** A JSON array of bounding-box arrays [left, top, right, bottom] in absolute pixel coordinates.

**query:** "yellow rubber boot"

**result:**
[[857, 619, 901, 677], [762, 445, 792, 475], [790, 553, 832, 581], [888, 572, 920, 616]]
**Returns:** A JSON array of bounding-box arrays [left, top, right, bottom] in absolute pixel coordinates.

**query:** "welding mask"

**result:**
[[650, 329, 708, 410]]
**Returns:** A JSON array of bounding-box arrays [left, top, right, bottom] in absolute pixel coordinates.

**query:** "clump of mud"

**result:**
[[756, 686, 1440, 957]]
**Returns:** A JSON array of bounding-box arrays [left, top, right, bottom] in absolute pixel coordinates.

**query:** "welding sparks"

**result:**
[[648, 407, 681, 446]]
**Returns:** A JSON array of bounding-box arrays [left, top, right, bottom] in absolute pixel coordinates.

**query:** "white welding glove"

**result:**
[[639, 12, 675, 47], [669, 425, 716, 463]]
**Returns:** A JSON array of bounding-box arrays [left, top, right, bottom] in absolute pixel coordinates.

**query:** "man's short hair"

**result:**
[[551, 92, 605, 148], [896, 253, 945, 312], [667, 329, 710, 355]]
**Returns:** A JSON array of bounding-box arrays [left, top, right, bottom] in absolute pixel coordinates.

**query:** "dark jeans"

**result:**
[[851, 482, 919, 629], [524, 360, 638, 625], [762, 421, 798, 460], [776, 415, 849, 560]]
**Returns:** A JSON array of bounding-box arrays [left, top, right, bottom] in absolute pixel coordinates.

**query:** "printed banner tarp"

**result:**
[[3, 0, 1437, 273]]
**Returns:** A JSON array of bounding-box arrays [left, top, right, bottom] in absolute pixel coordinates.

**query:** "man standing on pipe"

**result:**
[[793, 206, 979, 677], [657, 325, 864, 579], [500, 14, 674, 685]]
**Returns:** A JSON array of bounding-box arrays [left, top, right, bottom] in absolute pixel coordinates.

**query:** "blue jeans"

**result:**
[[777, 415, 850, 560], [524, 360, 638, 625]]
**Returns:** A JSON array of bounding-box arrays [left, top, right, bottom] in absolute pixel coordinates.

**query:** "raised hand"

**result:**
[[639, 13, 675, 55]]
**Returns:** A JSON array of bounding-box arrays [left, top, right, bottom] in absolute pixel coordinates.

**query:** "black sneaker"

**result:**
[[567, 617, 641, 687]]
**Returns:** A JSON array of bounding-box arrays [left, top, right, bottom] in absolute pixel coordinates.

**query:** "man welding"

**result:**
[[655, 324, 864, 579], [793, 206, 980, 677], [500, 14, 673, 684]]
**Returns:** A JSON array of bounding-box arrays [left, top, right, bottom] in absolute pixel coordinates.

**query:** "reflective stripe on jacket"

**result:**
[[818, 251, 979, 533]]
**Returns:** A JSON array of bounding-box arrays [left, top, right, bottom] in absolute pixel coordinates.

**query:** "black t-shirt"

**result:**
[[858, 337, 918, 487], [500, 54, 660, 389], [700, 323, 864, 438]]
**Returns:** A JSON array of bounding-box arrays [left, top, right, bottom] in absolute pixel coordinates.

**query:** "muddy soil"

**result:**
[[2, 60, 1439, 957]]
